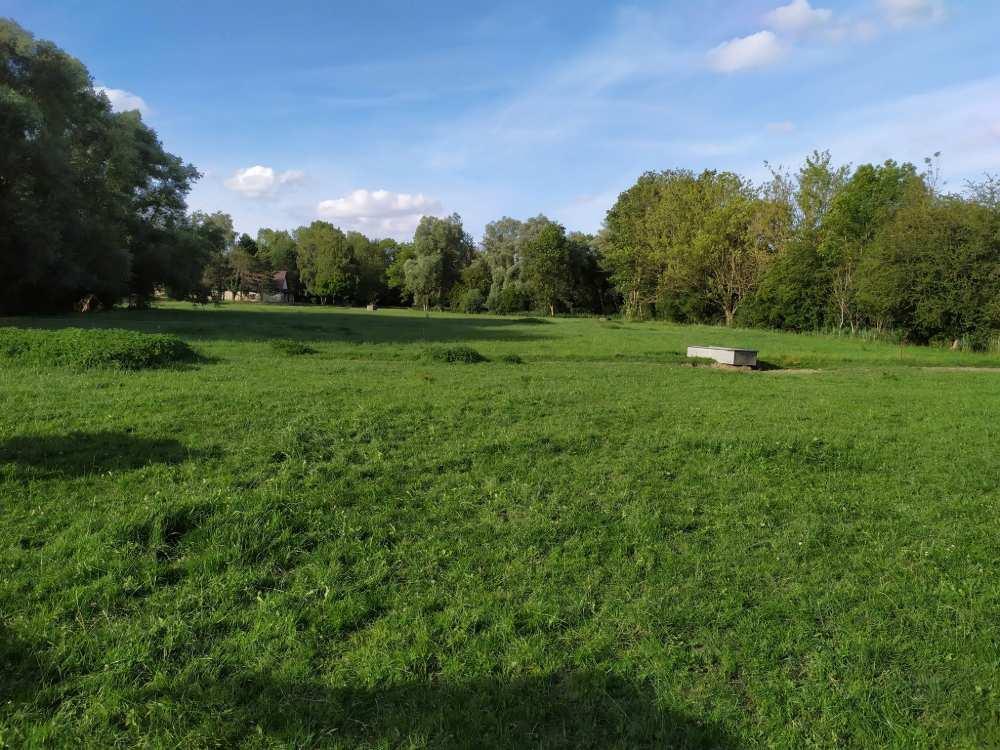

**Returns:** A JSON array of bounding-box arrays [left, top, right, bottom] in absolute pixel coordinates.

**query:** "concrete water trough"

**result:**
[[686, 345, 758, 368]]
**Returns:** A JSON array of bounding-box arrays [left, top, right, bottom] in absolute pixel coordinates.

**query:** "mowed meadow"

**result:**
[[2, 303, 999, 748]]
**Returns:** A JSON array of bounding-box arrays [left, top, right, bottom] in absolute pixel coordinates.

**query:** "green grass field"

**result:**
[[2, 303, 999, 748]]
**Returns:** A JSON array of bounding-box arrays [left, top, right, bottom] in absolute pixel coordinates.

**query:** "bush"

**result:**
[[424, 345, 488, 363], [270, 340, 318, 356], [457, 288, 486, 314], [0, 327, 196, 370], [487, 283, 532, 315]]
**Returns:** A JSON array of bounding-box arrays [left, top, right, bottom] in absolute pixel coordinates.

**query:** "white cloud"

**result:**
[[224, 166, 305, 198], [707, 31, 785, 73], [878, 0, 947, 27], [765, 0, 833, 34], [95, 86, 150, 115], [767, 120, 797, 134], [316, 189, 443, 238]]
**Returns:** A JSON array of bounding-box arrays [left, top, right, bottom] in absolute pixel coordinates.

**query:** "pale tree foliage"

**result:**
[[603, 170, 792, 324], [403, 253, 442, 312]]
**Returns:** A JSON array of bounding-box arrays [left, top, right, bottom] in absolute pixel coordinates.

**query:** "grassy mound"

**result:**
[[0, 327, 196, 370], [424, 345, 488, 363], [269, 339, 318, 356]]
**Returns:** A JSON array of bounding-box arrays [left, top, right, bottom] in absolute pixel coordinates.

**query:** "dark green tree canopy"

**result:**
[[0, 19, 200, 312]]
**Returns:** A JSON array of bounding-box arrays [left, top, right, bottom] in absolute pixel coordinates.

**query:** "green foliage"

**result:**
[[856, 193, 1000, 343], [403, 253, 443, 311], [269, 340, 318, 356], [521, 220, 572, 315], [499, 353, 524, 364], [257, 228, 298, 273], [603, 170, 791, 324], [296, 221, 354, 302], [404, 214, 474, 308], [424, 344, 487, 363], [456, 288, 487, 313], [743, 238, 831, 330], [0, 327, 195, 370], [0, 20, 200, 313], [487, 282, 533, 314]]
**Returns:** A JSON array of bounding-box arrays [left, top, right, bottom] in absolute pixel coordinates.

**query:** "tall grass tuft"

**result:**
[[0, 327, 196, 370], [423, 345, 488, 363]]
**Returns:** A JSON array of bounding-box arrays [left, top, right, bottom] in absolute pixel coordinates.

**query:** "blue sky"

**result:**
[[4, 0, 1000, 240]]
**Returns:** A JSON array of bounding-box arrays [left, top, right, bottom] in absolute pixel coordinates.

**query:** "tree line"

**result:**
[[193, 212, 615, 317], [603, 153, 1000, 347], [4, 18, 1000, 348]]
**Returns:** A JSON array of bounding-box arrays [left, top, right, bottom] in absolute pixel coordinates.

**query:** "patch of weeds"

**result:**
[[424, 345, 488, 363], [685, 357, 716, 368], [0, 327, 196, 370], [270, 339, 318, 356], [500, 354, 524, 364]]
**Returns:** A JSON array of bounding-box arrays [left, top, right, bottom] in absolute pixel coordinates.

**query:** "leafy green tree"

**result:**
[[295, 221, 355, 303], [746, 152, 849, 330], [460, 256, 492, 298], [386, 241, 416, 303], [410, 214, 474, 306], [0, 19, 200, 312], [230, 234, 272, 297], [193, 211, 237, 252], [344, 231, 391, 305], [192, 212, 234, 301], [604, 170, 788, 324], [821, 160, 923, 331], [403, 253, 442, 312], [857, 192, 1000, 346], [257, 229, 297, 273], [602, 170, 707, 320], [566, 232, 616, 314], [521, 221, 572, 316]]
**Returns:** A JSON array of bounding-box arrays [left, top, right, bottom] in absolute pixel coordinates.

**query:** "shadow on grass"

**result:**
[[0, 431, 216, 478], [163, 670, 740, 748], [0, 307, 554, 345], [0, 625, 45, 707]]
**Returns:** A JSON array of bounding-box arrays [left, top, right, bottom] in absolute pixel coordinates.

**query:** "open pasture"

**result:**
[[1, 304, 999, 748]]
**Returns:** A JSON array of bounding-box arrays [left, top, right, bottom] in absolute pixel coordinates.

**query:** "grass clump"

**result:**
[[269, 339, 318, 356], [424, 344, 488, 363], [0, 327, 195, 370], [500, 353, 524, 364]]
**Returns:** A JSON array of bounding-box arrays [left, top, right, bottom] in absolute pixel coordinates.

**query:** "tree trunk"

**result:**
[[724, 308, 735, 326], [549, 303, 555, 317]]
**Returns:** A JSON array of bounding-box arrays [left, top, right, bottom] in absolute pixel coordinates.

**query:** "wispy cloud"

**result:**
[[708, 31, 785, 73], [878, 0, 947, 28], [420, 7, 691, 170], [224, 166, 305, 199], [96, 86, 149, 115], [765, 0, 834, 34], [708, 0, 948, 75], [316, 189, 442, 238]]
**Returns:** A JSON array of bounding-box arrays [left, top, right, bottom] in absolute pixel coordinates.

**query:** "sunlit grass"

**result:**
[[1, 303, 998, 748]]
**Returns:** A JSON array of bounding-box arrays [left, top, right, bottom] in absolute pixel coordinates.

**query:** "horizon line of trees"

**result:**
[[4, 18, 1000, 349], [602, 153, 1000, 348]]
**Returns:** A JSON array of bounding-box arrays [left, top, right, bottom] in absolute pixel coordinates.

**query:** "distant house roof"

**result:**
[[273, 270, 288, 291]]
